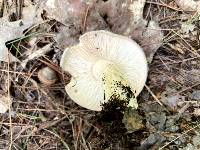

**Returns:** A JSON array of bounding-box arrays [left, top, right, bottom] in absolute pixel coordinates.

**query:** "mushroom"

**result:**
[[60, 30, 148, 111], [38, 67, 57, 85]]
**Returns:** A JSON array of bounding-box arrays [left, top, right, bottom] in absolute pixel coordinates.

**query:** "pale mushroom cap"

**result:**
[[38, 67, 57, 85], [60, 30, 148, 111]]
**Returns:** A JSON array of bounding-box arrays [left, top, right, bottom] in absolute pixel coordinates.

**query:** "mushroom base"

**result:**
[[94, 97, 128, 148], [92, 95, 144, 149]]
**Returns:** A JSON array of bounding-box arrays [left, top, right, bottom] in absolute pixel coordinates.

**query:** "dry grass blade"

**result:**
[[146, 0, 183, 11], [145, 84, 163, 106], [37, 115, 68, 131], [159, 123, 200, 149], [7, 50, 12, 150], [43, 129, 70, 150]]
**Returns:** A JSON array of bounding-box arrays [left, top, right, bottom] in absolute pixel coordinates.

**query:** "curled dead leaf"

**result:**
[[175, 0, 198, 11], [0, 0, 41, 62], [99, 0, 163, 63], [193, 108, 200, 116]]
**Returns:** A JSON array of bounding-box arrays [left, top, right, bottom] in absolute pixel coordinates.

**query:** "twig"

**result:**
[[83, 4, 91, 32], [7, 49, 13, 150], [0, 69, 35, 76], [145, 84, 163, 106], [43, 129, 70, 150], [146, 1, 183, 11], [172, 30, 200, 57], [21, 43, 53, 68], [6, 32, 54, 45], [38, 57, 63, 74], [37, 115, 68, 131], [159, 123, 200, 149], [178, 82, 200, 94]]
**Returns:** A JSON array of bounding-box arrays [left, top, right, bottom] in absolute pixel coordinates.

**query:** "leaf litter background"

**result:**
[[0, 0, 200, 149]]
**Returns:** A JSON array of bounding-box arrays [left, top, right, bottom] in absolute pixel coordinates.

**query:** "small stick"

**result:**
[[159, 123, 200, 149], [7, 48, 13, 150], [145, 84, 163, 106], [83, 4, 91, 32]]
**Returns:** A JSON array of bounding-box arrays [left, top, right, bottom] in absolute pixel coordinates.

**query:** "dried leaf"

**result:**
[[55, 26, 79, 50], [193, 108, 200, 116], [46, 0, 108, 49], [21, 43, 53, 68], [23, 0, 42, 24], [189, 90, 200, 100], [181, 22, 195, 34], [133, 21, 163, 63], [0, 18, 25, 62], [0, 95, 11, 113], [175, 0, 198, 11], [168, 43, 185, 54], [0, 0, 2, 5], [0, 1, 40, 62], [160, 86, 184, 109], [44, 0, 163, 63], [40, 0, 108, 31], [40, 0, 87, 26], [100, 0, 163, 63]]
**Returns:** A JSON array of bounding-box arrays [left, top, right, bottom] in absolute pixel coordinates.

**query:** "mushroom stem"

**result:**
[[93, 60, 138, 109]]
